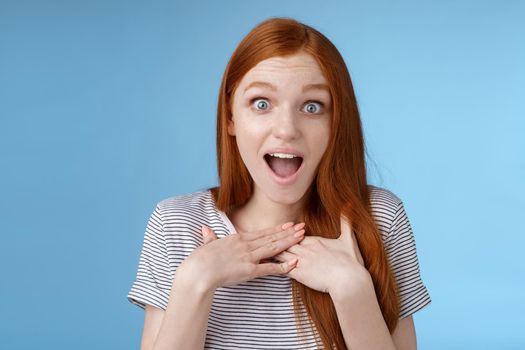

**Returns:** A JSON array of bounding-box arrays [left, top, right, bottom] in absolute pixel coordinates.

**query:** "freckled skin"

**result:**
[[228, 52, 332, 210]]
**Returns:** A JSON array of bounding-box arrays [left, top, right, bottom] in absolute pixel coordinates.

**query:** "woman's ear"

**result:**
[[227, 118, 236, 136]]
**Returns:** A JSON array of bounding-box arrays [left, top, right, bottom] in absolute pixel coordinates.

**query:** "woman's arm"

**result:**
[[330, 272, 398, 350], [391, 316, 417, 350], [141, 268, 216, 350], [141, 305, 164, 349], [330, 273, 417, 350]]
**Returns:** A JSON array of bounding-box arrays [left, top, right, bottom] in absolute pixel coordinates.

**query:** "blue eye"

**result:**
[[253, 98, 270, 111], [303, 101, 322, 114]]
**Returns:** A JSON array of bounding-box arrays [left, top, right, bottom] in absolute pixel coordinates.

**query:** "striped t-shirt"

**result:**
[[127, 185, 432, 349]]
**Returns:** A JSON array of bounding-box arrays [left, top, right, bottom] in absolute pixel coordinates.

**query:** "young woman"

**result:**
[[128, 17, 431, 350]]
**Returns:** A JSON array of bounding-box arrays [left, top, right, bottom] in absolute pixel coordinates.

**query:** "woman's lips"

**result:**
[[263, 155, 305, 186]]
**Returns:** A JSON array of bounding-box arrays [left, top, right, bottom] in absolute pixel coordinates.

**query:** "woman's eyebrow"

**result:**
[[243, 81, 330, 94], [302, 83, 330, 93], [244, 81, 277, 93]]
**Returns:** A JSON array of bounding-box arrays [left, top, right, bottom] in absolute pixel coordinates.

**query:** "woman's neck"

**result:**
[[230, 189, 305, 234]]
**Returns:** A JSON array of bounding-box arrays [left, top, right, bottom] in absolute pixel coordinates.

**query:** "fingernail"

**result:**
[[294, 229, 305, 238], [293, 222, 305, 231], [201, 225, 209, 237], [281, 222, 294, 230], [287, 258, 298, 267]]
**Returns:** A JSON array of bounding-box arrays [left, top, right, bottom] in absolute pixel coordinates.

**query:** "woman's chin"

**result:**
[[251, 167, 314, 206]]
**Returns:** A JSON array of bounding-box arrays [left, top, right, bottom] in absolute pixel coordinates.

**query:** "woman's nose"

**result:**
[[272, 107, 299, 141]]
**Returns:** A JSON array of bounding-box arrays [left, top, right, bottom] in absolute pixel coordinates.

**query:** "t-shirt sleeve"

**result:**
[[386, 200, 432, 319], [127, 204, 172, 311]]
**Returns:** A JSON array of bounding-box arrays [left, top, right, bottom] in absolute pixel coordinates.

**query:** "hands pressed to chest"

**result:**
[[177, 221, 305, 291], [177, 216, 374, 302]]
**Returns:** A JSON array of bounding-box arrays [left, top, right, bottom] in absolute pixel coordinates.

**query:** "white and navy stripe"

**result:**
[[127, 185, 431, 349]]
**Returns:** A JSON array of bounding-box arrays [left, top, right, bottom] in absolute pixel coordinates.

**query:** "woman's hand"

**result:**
[[273, 215, 372, 297], [178, 222, 306, 291]]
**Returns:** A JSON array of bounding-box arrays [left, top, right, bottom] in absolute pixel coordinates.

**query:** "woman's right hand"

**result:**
[[177, 222, 306, 291]]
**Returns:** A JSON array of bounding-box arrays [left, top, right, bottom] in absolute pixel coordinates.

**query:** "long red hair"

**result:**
[[209, 17, 399, 349]]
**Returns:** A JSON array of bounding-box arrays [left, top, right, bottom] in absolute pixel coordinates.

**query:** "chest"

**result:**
[[204, 275, 323, 349]]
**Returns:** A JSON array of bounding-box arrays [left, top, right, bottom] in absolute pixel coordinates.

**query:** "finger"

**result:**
[[273, 250, 297, 262], [346, 226, 366, 266], [286, 241, 307, 255], [201, 225, 217, 244], [241, 221, 299, 241], [354, 242, 365, 266], [339, 214, 353, 244], [249, 222, 304, 248], [252, 259, 298, 279], [339, 215, 366, 266], [249, 228, 305, 261]]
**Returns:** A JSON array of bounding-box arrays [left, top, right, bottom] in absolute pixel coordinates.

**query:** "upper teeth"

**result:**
[[270, 153, 298, 159]]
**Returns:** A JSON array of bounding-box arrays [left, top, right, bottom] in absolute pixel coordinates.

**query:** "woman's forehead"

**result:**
[[239, 53, 328, 89]]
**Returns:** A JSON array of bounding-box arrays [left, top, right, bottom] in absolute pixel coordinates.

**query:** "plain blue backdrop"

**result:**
[[1, 0, 523, 349]]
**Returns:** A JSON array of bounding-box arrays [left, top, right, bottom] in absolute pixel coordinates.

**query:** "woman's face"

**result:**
[[228, 52, 331, 205]]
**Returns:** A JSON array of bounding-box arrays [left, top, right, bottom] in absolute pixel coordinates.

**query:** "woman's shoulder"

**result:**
[[367, 185, 404, 239], [368, 184, 402, 207], [151, 189, 229, 237], [154, 189, 215, 215]]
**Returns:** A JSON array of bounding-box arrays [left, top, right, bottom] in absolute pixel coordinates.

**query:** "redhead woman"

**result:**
[[128, 17, 431, 350]]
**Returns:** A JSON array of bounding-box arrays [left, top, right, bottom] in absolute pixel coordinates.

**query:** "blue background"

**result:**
[[1, 0, 523, 349]]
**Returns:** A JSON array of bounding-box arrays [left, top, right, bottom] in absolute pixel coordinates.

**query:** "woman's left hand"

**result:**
[[274, 215, 372, 296]]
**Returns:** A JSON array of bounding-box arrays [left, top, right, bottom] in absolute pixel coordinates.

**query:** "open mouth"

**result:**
[[264, 153, 304, 178]]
